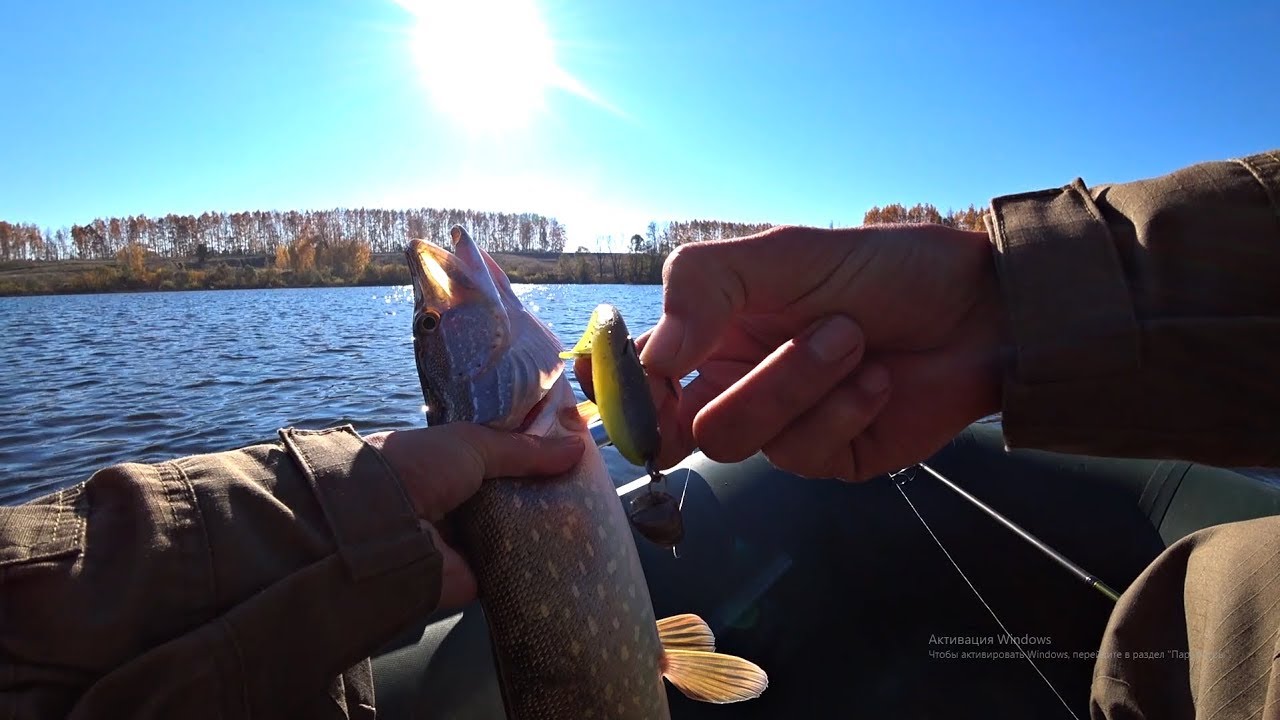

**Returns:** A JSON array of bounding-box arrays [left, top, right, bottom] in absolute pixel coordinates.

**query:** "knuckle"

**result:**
[[454, 423, 503, 474], [663, 242, 718, 285], [664, 241, 699, 268], [661, 243, 695, 280], [766, 223, 803, 237]]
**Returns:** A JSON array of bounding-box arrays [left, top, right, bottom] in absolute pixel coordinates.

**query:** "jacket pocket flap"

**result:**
[[0, 484, 86, 567]]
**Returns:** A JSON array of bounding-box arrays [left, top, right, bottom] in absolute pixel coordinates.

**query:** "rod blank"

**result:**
[[917, 463, 1121, 603]]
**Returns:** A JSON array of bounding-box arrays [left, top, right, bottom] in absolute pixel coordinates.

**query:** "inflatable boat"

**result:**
[[369, 420, 1280, 718]]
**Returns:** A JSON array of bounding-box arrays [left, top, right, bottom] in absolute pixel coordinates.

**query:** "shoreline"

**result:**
[[0, 251, 663, 297]]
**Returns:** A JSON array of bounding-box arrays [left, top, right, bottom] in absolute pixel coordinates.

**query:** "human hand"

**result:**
[[363, 425, 583, 609], [637, 224, 1005, 481]]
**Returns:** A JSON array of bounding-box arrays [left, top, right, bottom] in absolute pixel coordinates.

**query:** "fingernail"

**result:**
[[805, 315, 861, 363], [639, 315, 685, 371], [857, 365, 889, 395]]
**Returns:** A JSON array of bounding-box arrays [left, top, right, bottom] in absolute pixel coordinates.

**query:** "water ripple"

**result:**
[[0, 285, 663, 504]]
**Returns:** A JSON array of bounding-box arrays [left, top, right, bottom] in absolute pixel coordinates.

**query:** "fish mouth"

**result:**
[[406, 225, 565, 429], [405, 226, 509, 319], [405, 239, 451, 309], [406, 229, 484, 308]]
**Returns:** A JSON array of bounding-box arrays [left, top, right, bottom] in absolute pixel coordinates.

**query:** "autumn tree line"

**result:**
[[861, 202, 987, 230], [0, 202, 987, 294], [0, 208, 568, 263]]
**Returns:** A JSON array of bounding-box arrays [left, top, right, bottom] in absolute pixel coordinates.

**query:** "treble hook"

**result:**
[[627, 458, 685, 551]]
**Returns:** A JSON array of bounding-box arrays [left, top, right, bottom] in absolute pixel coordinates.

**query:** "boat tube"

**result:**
[[370, 420, 1280, 718]]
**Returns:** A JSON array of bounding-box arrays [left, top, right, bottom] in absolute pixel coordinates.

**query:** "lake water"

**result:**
[[0, 284, 664, 504], [7, 285, 1276, 505]]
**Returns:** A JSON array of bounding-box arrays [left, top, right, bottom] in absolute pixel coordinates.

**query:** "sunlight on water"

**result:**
[[381, 285, 415, 306]]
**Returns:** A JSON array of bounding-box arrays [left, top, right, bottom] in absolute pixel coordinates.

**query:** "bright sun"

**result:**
[[394, 0, 598, 132]]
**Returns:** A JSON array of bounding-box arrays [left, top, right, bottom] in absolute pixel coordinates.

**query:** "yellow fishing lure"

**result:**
[[559, 304, 661, 468]]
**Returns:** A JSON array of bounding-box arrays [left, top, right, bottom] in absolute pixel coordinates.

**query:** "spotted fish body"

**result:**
[[454, 376, 670, 718], [407, 227, 765, 719]]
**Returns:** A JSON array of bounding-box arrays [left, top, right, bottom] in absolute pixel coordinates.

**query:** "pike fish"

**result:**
[[406, 226, 767, 719]]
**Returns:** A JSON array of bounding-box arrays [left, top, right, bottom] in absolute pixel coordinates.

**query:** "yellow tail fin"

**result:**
[[661, 650, 769, 704], [656, 614, 768, 704], [656, 613, 715, 652]]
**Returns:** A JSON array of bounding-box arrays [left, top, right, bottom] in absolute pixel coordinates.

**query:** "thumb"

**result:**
[[639, 226, 847, 377], [460, 424, 585, 482], [376, 425, 586, 521]]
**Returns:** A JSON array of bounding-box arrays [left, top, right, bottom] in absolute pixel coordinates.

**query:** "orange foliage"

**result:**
[[863, 202, 988, 231]]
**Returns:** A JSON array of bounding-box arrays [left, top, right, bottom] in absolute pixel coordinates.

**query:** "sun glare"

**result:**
[[394, 0, 600, 132]]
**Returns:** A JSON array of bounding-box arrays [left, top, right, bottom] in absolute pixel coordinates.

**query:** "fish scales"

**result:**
[[459, 383, 669, 719]]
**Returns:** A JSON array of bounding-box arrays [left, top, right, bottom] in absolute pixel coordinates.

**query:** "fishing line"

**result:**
[[895, 476, 1082, 720], [666, 468, 693, 559]]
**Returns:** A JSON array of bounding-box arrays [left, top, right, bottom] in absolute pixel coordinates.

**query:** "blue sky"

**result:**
[[2, 0, 1276, 248]]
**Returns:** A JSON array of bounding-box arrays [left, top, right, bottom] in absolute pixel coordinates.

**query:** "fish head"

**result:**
[[407, 225, 564, 430]]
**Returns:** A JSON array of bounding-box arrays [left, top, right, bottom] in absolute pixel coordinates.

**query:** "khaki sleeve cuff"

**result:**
[[279, 425, 436, 582], [986, 150, 1280, 464], [987, 179, 1141, 383], [987, 180, 1142, 449]]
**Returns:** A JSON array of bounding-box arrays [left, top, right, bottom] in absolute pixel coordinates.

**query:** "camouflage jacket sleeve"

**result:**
[[988, 149, 1280, 467], [0, 425, 441, 719]]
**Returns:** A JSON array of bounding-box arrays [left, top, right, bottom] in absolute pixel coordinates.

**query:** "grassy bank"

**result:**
[[0, 251, 660, 297]]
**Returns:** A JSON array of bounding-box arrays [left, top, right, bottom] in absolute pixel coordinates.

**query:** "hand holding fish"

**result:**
[[639, 224, 1005, 481], [363, 425, 584, 609]]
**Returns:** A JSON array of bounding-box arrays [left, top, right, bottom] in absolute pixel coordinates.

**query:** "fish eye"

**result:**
[[416, 311, 441, 334]]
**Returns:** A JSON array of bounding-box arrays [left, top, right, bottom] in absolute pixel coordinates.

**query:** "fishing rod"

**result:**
[[896, 458, 1116, 717], [895, 461, 1124, 720], [909, 462, 1121, 603]]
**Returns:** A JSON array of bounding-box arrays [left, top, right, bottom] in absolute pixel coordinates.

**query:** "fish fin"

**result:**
[[656, 614, 715, 652], [576, 400, 600, 425], [661, 649, 768, 704]]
